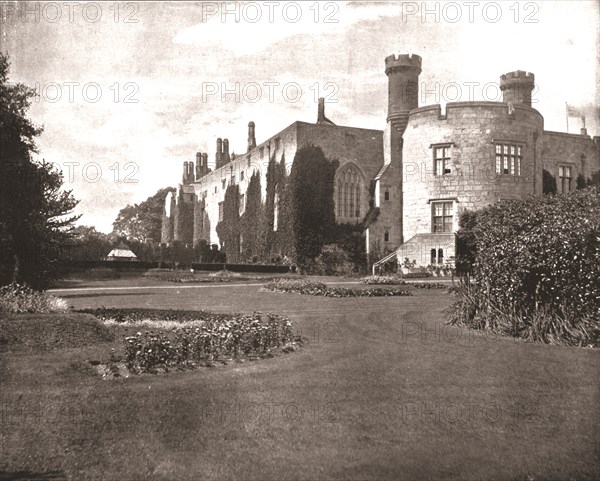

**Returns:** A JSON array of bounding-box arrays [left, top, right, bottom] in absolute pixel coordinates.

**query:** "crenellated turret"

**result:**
[[500, 70, 535, 107], [385, 53, 422, 135]]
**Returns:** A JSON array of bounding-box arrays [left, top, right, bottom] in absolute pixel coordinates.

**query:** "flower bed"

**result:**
[[263, 279, 412, 297], [91, 309, 296, 375], [79, 307, 231, 323], [409, 282, 449, 289], [401, 272, 433, 279], [360, 275, 407, 285], [143, 270, 237, 283], [143, 269, 300, 284]]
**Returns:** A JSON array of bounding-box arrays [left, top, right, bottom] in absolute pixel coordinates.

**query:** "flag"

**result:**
[[566, 104, 583, 117]]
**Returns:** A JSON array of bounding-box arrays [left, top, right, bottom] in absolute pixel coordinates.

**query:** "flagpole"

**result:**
[[565, 102, 569, 133]]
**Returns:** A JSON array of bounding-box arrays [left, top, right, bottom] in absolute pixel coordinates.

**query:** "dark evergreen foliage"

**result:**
[[0, 53, 80, 288]]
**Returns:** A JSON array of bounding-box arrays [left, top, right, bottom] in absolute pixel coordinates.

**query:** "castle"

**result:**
[[161, 54, 600, 268]]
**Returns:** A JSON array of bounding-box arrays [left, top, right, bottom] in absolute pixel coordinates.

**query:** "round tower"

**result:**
[[385, 53, 422, 134], [500, 71, 535, 107]]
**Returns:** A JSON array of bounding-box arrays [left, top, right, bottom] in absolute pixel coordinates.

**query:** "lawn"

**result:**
[[1, 279, 598, 481]]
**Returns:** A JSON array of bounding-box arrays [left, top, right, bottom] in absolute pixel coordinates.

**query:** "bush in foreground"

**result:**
[[263, 279, 412, 297], [0, 282, 68, 313], [447, 282, 600, 347], [449, 188, 600, 346]]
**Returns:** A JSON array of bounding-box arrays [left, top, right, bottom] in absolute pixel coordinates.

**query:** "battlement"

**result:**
[[385, 53, 422, 75], [500, 70, 535, 88], [408, 101, 543, 123]]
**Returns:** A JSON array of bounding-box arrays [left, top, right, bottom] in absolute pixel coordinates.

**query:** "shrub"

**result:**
[[446, 281, 600, 347], [448, 188, 600, 346], [310, 244, 356, 276], [0, 282, 68, 313]]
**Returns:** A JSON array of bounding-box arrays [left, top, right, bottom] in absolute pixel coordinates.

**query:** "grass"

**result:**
[[1, 279, 598, 481]]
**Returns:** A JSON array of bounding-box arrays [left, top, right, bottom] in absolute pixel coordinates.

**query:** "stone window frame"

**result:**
[[384, 228, 390, 243], [431, 143, 453, 176], [558, 164, 573, 193], [240, 170, 245, 182], [221, 179, 226, 190], [335, 162, 365, 221], [494, 141, 523, 176], [384, 188, 390, 201], [430, 200, 454, 233]]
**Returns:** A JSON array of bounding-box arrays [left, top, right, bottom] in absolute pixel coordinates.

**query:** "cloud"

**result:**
[[174, 2, 401, 55]]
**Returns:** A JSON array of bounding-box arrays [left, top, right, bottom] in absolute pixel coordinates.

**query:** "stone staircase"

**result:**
[[372, 233, 456, 274]]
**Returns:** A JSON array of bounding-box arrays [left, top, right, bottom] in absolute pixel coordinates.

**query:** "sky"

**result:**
[[1, 0, 599, 233]]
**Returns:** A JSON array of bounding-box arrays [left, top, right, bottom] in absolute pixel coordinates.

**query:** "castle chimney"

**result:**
[[223, 138, 230, 163], [581, 127, 588, 136], [195, 153, 202, 180], [247, 121, 256, 152], [500, 71, 535, 107], [189, 161, 195, 182], [183, 161, 189, 185], [216, 138, 223, 169], [317, 98, 325, 122], [202, 153, 208, 173]]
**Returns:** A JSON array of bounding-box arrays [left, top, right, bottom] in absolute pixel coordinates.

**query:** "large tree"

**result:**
[[62, 225, 114, 261], [0, 53, 80, 289], [112, 187, 175, 243]]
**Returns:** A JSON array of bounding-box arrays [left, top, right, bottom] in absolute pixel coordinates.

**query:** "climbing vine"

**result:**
[[240, 170, 264, 262], [216, 144, 367, 271], [287, 145, 338, 267], [216, 184, 241, 262]]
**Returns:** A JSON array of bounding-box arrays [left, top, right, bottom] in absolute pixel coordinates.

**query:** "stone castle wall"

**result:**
[[542, 131, 600, 184], [163, 121, 385, 248], [402, 102, 544, 242]]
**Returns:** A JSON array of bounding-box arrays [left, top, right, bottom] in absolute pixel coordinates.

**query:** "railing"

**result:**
[[371, 250, 399, 275]]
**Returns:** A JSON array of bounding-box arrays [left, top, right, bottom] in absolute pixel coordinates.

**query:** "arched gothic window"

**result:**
[[335, 164, 364, 221]]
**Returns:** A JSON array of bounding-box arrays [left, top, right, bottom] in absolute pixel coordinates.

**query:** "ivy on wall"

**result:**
[[286, 145, 338, 266], [173, 189, 193, 245], [240, 170, 265, 262], [216, 184, 241, 262], [160, 194, 176, 245], [192, 195, 204, 247], [215, 144, 367, 271]]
